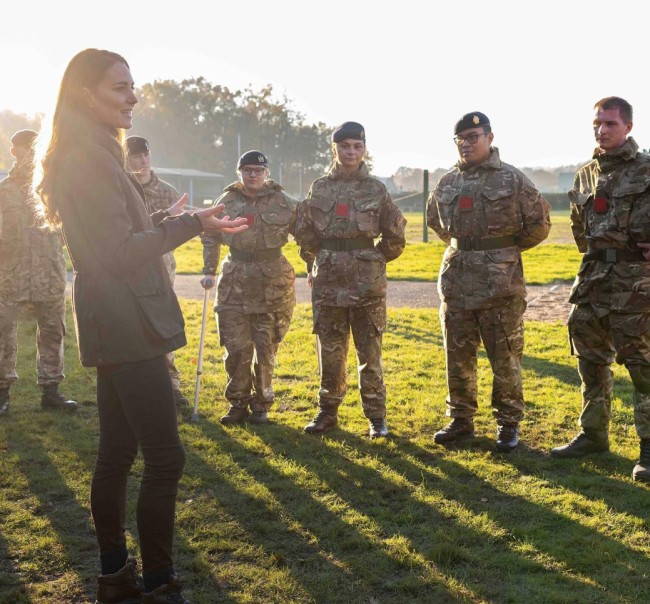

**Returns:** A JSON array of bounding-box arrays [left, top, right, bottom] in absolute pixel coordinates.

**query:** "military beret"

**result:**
[[11, 129, 38, 147], [454, 112, 491, 135], [237, 150, 268, 169], [126, 136, 149, 155], [331, 121, 366, 143]]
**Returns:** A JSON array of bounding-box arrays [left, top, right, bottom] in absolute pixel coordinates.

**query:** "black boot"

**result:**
[[496, 424, 519, 452], [369, 417, 388, 439], [0, 387, 9, 415], [434, 417, 474, 444], [220, 406, 249, 425], [95, 557, 143, 604], [304, 409, 338, 434], [41, 385, 78, 411], [141, 574, 190, 604], [173, 389, 189, 408], [632, 439, 650, 483], [551, 430, 609, 458]]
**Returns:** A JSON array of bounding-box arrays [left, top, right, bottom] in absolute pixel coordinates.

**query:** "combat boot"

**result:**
[[41, 385, 78, 411], [496, 423, 519, 452], [434, 417, 474, 444], [0, 387, 9, 415], [249, 410, 269, 425], [219, 406, 249, 425], [95, 557, 143, 604], [632, 439, 650, 483], [173, 389, 189, 408], [304, 409, 338, 435], [551, 430, 609, 458], [141, 574, 190, 604], [369, 417, 388, 439]]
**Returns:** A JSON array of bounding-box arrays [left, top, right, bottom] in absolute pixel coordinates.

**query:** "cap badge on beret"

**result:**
[[472, 115, 480, 125], [257, 155, 265, 163]]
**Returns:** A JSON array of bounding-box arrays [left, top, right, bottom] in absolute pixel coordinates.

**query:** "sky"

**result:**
[[4, 0, 649, 176]]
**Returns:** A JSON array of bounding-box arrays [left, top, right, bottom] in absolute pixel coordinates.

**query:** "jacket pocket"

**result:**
[[261, 205, 293, 248], [435, 186, 458, 230], [309, 195, 336, 231], [482, 185, 522, 234], [355, 197, 382, 233]]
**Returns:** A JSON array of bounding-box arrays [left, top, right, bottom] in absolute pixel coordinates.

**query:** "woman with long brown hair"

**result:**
[[35, 48, 247, 604]]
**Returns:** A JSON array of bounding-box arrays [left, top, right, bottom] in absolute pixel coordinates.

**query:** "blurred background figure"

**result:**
[[127, 135, 189, 408], [0, 128, 77, 415]]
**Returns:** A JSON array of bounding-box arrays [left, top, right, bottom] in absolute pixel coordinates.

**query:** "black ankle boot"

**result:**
[[41, 385, 78, 411], [632, 439, 650, 483], [95, 558, 143, 604], [434, 418, 474, 444]]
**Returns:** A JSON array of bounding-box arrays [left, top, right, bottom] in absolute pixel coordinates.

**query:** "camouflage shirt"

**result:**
[[0, 163, 66, 303], [294, 162, 407, 308], [202, 180, 297, 314], [141, 170, 179, 270], [427, 148, 551, 309], [569, 137, 650, 312]]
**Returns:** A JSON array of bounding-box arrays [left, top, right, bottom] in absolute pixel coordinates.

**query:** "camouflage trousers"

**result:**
[[216, 308, 293, 412], [0, 297, 66, 389], [439, 297, 526, 425], [313, 302, 387, 420], [569, 304, 650, 439]]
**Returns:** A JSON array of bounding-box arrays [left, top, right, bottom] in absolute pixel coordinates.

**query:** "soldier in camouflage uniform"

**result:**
[[551, 97, 650, 483], [294, 122, 407, 438], [427, 112, 550, 451], [127, 135, 189, 408], [0, 130, 77, 414], [201, 150, 297, 425]]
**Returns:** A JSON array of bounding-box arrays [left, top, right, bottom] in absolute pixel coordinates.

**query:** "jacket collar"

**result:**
[[457, 147, 502, 173]]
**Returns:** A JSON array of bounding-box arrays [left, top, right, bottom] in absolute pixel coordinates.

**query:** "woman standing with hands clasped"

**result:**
[[34, 49, 247, 604]]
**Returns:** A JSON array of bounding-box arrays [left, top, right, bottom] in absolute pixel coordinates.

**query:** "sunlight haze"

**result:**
[[4, 0, 648, 176]]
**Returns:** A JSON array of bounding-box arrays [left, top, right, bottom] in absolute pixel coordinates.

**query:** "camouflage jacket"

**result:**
[[569, 137, 650, 312], [427, 148, 551, 309], [202, 180, 297, 313], [294, 162, 407, 308], [141, 170, 179, 214], [142, 171, 178, 268], [0, 163, 66, 303]]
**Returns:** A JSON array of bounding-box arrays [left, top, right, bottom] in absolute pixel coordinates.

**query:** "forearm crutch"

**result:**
[[191, 286, 211, 422]]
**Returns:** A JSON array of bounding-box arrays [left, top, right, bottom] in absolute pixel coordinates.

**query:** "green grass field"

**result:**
[[173, 211, 580, 284], [1, 301, 648, 603]]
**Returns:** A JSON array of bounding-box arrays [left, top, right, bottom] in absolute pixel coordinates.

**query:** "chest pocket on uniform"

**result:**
[[261, 204, 292, 248], [482, 185, 522, 234], [309, 194, 336, 232], [435, 186, 458, 230], [355, 197, 382, 233], [613, 178, 650, 232]]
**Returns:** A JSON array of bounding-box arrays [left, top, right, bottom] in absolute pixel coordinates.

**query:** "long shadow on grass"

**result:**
[[0, 532, 33, 603], [209, 422, 625, 604], [346, 430, 649, 603], [256, 425, 647, 604], [190, 420, 473, 604], [7, 428, 97, 603]]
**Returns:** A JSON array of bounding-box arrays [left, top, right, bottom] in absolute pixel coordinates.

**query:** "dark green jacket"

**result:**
[[54, 126, 201, 367]]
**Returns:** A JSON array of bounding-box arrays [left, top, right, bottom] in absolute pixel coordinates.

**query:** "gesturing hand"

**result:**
[[196, 204, 249, 234], [168, 193, 189, 216]]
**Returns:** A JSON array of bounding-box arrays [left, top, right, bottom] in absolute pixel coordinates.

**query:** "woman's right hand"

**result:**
[[196, 204, 249, 233]]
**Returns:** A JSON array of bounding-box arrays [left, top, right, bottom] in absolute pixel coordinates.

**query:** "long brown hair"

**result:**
[[35, 49, 129, 225]]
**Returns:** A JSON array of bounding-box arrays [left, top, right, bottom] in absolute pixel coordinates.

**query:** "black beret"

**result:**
[[454, 112, 490, 135], [331, 121, 365, 143], [11, 129, 38, 147], [126, 136, 149, 155], [237, 150, 268, 169]]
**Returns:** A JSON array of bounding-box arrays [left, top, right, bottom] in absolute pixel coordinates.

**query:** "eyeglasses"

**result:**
[[453, 133, 486, 146], [240, 167, 267, 176]]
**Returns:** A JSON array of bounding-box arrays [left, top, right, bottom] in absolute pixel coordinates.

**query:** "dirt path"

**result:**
[[168, 276, 573, 324]]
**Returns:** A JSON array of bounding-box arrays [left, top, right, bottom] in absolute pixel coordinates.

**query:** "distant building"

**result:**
[[154, 167, 225, 208]]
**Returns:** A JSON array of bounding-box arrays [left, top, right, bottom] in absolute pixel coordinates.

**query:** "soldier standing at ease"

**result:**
[[551, 97, 650, 483], [201, 151, 297, 425], [127, 135, 189, 408], [0, 129, 77, 414], [294, 122, 407, 438], [427, 112, 550, 451]]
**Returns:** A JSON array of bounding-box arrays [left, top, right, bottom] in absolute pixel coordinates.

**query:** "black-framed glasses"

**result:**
[[453, 133, 486, 146], [240, 167, 267, 176]]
